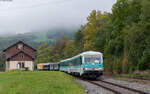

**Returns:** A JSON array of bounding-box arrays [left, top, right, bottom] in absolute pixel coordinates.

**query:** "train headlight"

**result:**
[[97, 68, 103, 70], [92, 63, 95, 65], [84, 68, 90, 70]]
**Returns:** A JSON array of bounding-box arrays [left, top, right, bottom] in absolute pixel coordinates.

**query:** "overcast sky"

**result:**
[[0, 0, 116, 34]]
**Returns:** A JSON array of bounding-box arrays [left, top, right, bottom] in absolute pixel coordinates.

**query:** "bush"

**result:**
[[113, 58, 122, 74]]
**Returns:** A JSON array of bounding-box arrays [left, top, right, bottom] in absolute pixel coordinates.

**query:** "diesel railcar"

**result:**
[[37, 63, 59, 71], [37, 63, 50, 70], [59, 51, 104, 79], [49, 63, 60, 71]]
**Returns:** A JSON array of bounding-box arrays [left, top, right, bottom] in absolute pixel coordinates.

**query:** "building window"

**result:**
[[20, 53, 24, 58], [0, 64, 3, 67], [18, 44, 23, 50]]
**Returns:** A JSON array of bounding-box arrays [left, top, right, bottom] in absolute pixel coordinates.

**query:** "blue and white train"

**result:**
[[59, 51, 104, 78]]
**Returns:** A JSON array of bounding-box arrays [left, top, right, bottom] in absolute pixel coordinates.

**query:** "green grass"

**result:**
[[0, 71, 85, 94]]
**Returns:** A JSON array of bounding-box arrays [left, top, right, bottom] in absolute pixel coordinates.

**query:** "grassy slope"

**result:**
[[0, 71, 85, 94], [33, 32, 48, 43]]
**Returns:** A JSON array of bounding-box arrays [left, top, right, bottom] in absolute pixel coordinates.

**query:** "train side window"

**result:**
[[75, 59, 78, 65], [71, 60, 73, 66], [74, 59, 75, 65], [73, 59, 76, 65], [72, 59, 74, 66], [76, 58, 78, 65], [77, 58, 80, 65]]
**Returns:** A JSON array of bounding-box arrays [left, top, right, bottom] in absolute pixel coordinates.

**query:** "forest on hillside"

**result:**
[[36, 0, 150, 74], [0, 28, 75, 51]]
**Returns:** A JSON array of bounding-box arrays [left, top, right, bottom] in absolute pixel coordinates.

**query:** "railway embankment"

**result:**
[[101, 77, 150, 94], [77, 76, 150, 94], [104, 71, 150, 81]]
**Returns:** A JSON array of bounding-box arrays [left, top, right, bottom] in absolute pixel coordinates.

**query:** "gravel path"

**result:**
[[76, 79, 115, 94], [101, 77, 150, 94]]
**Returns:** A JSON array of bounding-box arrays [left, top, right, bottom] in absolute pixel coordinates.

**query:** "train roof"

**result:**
[[37, 62, 59, 65], [49, 62, 59, 64], [37, 63, 51, 65], [61, 51, 103, 62], [80, 51, 102, 56]]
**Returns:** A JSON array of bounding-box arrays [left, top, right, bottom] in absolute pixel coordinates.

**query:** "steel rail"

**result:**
[[79, 77, 149, 94], [85, 80, 121, 94], [97, 79, 149, 94], [126, 77, 150, 82]]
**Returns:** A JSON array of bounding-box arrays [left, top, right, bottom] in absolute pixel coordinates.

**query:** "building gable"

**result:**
[[3, 41, 36, 52], [3, 41, 36, 61], [10, 51, 33, 61]]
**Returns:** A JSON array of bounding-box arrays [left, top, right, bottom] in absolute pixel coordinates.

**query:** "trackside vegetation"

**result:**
[[35, 0, 150, 75], [0, 71, 85, 94]]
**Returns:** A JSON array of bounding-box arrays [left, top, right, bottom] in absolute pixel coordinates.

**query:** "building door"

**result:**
[[17, 63, 21, 69], [17, 62, 25, 70]]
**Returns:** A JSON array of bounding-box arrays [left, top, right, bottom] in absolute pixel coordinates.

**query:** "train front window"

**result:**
[[84, 55, 101, 63]]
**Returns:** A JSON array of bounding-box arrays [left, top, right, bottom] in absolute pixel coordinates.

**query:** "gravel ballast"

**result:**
[[76, 79, 115, 94], [102, 77, 150, 94]]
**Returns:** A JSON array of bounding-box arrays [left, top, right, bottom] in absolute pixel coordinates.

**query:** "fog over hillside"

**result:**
[[0, 0, 116, 34]]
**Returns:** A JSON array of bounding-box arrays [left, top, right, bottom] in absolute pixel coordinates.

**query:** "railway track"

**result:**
[[81, 79, 149, 94], [126, 77, 150, 82]]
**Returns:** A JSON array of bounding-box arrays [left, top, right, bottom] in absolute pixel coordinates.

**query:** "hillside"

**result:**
[[0, 28, 76, 51]]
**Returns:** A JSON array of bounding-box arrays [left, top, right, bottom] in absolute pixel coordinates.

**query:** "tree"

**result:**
[[93, 13, 113, 53], [64, 40, 79, 59], [0, 52, 5, 71], [35, 43, 52, 64], [74, 29, 84, 52], [82, 10, 97, 50]]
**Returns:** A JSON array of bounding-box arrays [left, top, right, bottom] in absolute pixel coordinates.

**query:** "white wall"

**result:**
[[6, 61, 34, 71]]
